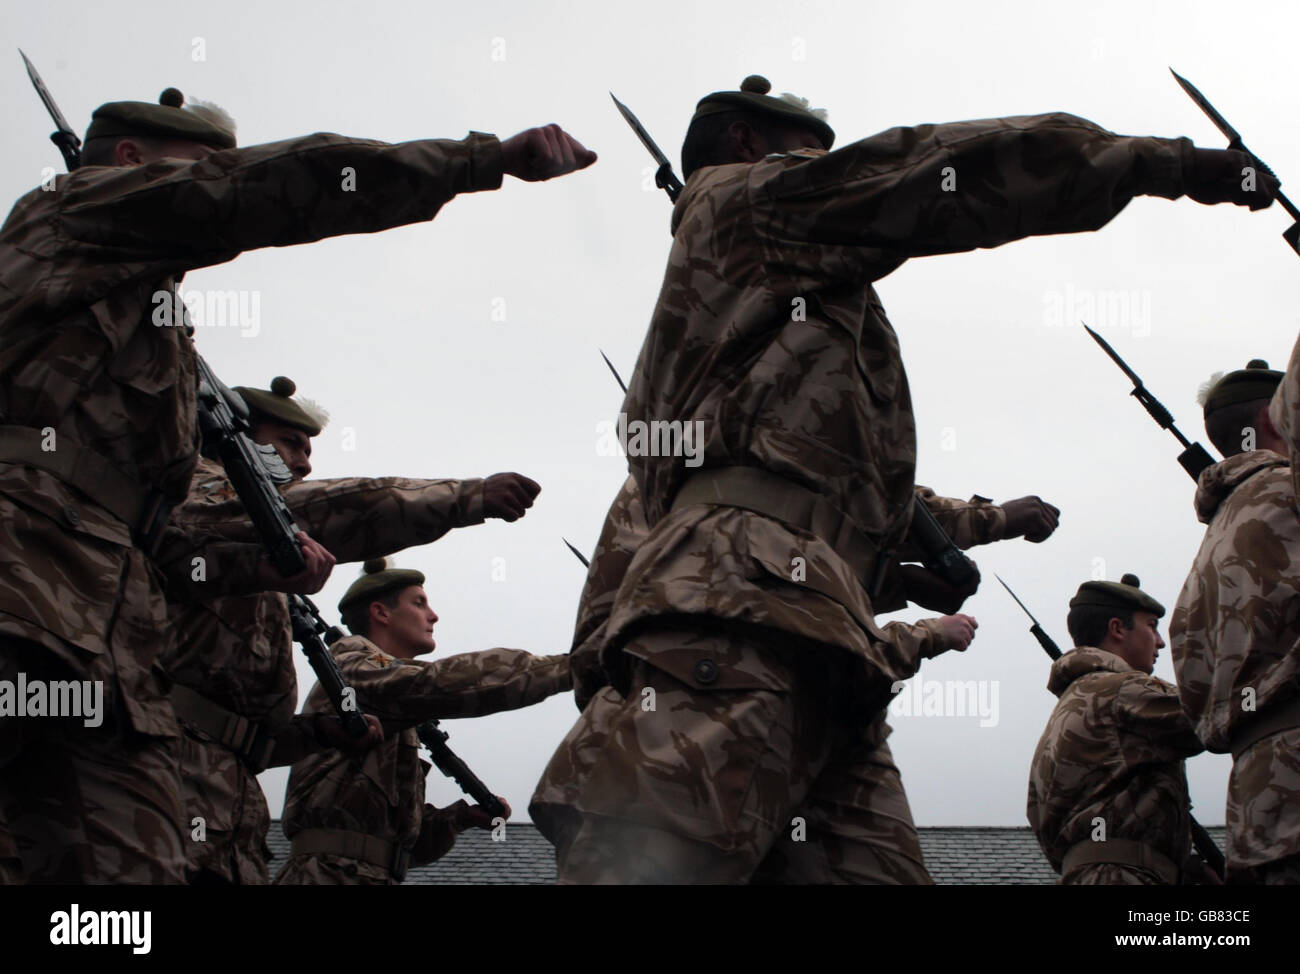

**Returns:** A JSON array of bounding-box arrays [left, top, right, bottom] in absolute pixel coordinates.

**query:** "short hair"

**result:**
[[340, 588, 405, 638], [1066, 604, 1136, 649], [680, 109, 801, 180], [1205, 398, 1269, 457]]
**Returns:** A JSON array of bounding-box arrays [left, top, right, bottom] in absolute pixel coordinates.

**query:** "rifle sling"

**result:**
[[290, 828, 411, 881], [0, 424, 172, 553]]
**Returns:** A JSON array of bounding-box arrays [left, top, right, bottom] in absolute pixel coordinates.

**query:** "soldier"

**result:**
[[533, 474, 1057, 883], [165, 376, 542, 884], [275, 560, 571, 884], [534, 74, 1273, 884], [0, 84, 593, 883], [1171, 354, 1300, 883], [1027, 575, 1208, 885]]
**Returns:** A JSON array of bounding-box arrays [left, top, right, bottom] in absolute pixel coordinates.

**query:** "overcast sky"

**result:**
[[7, 0, 1299, 832]]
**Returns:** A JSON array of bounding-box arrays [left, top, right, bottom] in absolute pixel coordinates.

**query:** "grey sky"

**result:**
[[6, 0, 1298, 828]]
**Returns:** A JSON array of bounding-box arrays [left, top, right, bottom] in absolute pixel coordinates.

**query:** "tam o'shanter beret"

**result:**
[[338, 558, 425, 615], [1198, 359, 1283, 417], [692, 75, 835, 150], [1070, 573, 1165, 619], [85, 87, 236, 150], [233, 376, 329, 437]]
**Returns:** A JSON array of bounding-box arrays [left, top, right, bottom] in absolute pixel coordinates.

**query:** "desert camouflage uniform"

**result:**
[[1171, 328, 1300, 883], [1027, 648, 1203, 884], [165, 457, 485, 883], [535, 476, 1007, 883], [276, 636, 569, 884], [0, 130, 504, 883], [537, 112, 1196, 883]]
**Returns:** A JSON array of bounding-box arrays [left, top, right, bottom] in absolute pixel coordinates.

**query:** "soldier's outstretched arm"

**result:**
[[50, 126, 594, 272], [336, 642, 571, 725], [755, 113, 1274, 268]]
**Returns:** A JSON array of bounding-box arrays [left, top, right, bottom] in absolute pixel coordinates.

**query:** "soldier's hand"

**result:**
[[314, 713, 384, 755], [483, 473, 542, 521], [1186, 147, 1278, 210], [501, 125, 597, 182], [938, 613, 978, 651], [256, 532, 336, 594], [457, 796, 512, 831], [900, 563, 980, 614], [1001, 496, 1061, 543]]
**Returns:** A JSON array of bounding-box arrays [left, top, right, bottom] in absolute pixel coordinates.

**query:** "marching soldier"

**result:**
[[1028, 576, 1208, 884], [1171, 354, 1300, 883], [275, 560, 570, 884], [0, 82, 593, 883], [534, 474, 1057, 883], [536, 74, 1273, 884], [165, 376, 541, 884]]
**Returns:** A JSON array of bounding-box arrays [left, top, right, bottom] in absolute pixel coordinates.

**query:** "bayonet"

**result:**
[[1170, 68, 1300, 255], [19, 49, 81, 171], [610, 92, 683, 203], [599, 348, 628, 394], [563, 537, 590, 569], [1083, 322, 1217, 481], [994, 573, 1062, 662]]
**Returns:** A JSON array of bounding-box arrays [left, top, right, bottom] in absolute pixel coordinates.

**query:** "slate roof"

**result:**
[[265, 822, 1227, 884]]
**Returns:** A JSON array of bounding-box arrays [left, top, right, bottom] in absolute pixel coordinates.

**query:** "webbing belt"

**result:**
[[1230, 695, 1300, 760], [670, 466, 898, 593], [1062, 838, 1180, 884], [0, 424, 172, 553], [291, 828, 411, 882], [169, 683, 275, 774]]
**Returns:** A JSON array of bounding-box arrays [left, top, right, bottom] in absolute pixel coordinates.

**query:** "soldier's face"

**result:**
[[383, 585, 439, 658], [1119, 611, 1165, 674], [115, 137, 215, 166], [251, 421, 313, 481]]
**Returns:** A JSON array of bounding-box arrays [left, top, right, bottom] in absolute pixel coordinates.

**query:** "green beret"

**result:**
[[233, 377, 326, 436], [338, 559, 425, 614], [85, 87, 236, 150], [691, 75, 835, 149], [1202, 359, 1283, 417], [1069, 573, 1165, 618]]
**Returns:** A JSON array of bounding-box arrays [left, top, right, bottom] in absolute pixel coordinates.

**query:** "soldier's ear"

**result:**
[[727, 120, 764, 163], [370, 600, 390, 629], [114, 138, 146, 167], [1106, 616, 1128, 644]]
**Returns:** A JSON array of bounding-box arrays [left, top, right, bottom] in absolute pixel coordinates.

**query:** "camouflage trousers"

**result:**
[[1225, 727, 1300, 884], [179, 730, 273, 884], [530, 625, 932, 884], [0, 636, 186, 885]]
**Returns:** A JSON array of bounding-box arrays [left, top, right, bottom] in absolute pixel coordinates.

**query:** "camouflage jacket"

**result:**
[[0, 131, 504, 735], [1170, 327, 1300, 871], [573, 476, 1008, 709], [164, 457, 485, 882], [1027, 648, 1203, 879], [281, 636, 570, 874], [610, 113, 1192, 712]]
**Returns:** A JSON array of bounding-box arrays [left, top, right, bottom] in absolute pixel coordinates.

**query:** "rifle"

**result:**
[[20, 51, 368, 738], [995, 574, 1226, 881], [416, 721, 507, 819], [1083, 322, 1218, 481], [1170, 68, 1300, 257]]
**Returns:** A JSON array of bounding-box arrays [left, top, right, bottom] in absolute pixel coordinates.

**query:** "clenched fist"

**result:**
[[1186, 147, 1278, 210], [1002, 496, 1061, 543], [483, 473, 541, 522], [256, 531, 336, 594], [500, 125, 597, 182], [938, 613, 979, 652]]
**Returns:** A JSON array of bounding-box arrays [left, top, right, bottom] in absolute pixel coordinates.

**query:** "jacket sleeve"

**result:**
[[753, 112, 1192, 275], [337, 644, 572, 724], [892, 485, 1007, 561], [1269, 325, 1300, 510], [52, 132, 503, 285]]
